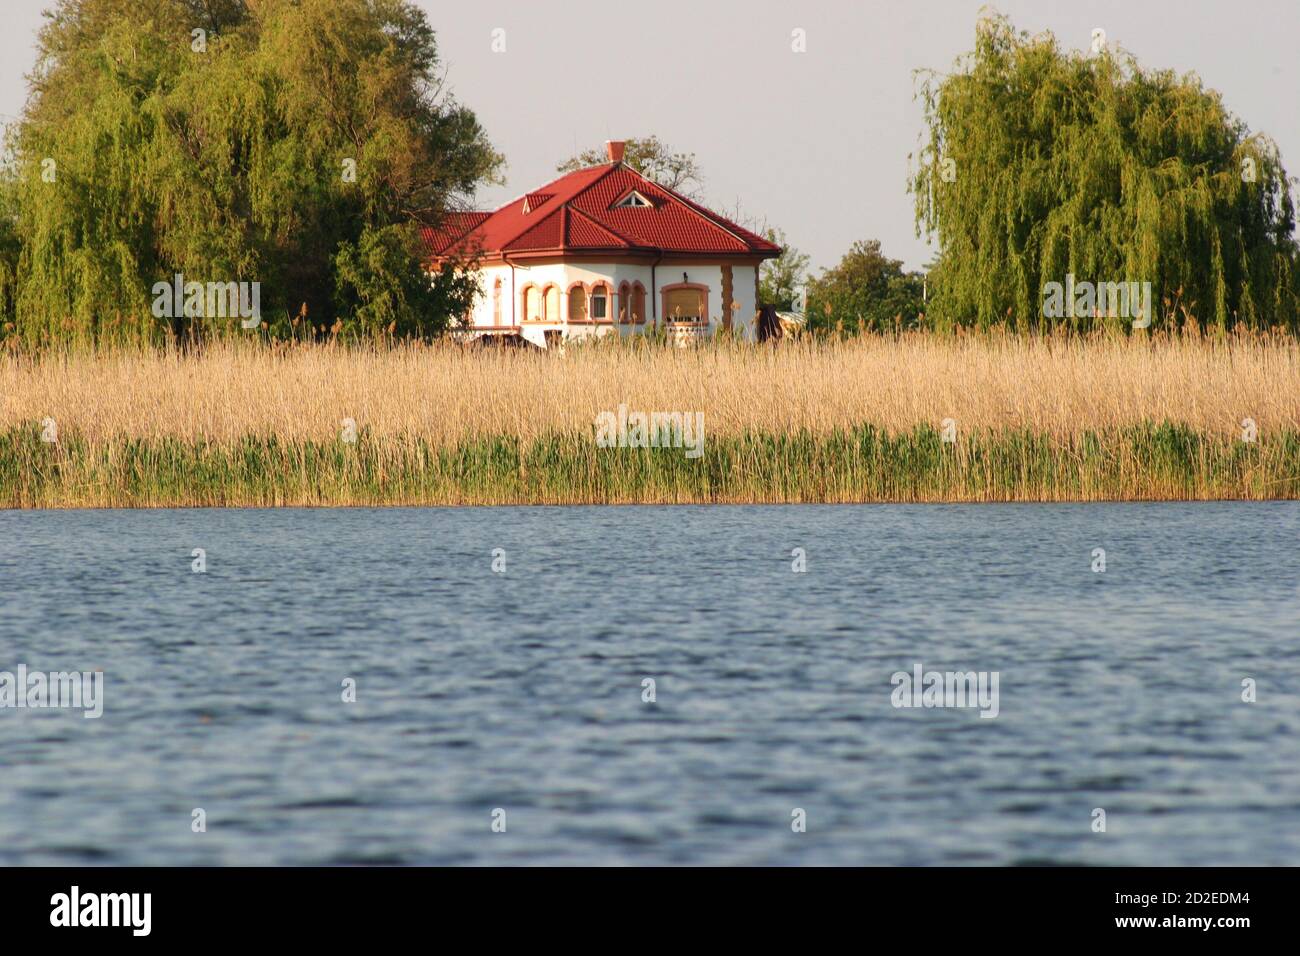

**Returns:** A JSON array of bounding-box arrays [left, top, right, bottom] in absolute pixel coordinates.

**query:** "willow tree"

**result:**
[[2, 0, 501, 345], [912, 13, 1298, 332]]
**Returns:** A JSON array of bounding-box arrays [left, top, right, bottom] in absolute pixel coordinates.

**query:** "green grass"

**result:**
[[2, 421, 1298, 507]]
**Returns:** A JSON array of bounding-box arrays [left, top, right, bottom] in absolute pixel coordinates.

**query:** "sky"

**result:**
[[2, 0, 1297, 273]]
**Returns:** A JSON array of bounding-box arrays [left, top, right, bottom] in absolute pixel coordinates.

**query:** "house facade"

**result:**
[[424, 141, 781, 346]]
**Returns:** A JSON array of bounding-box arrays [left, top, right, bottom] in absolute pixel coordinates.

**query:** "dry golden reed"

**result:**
[[2, 330, 1299, 506], [4, 330, 1298, 446]]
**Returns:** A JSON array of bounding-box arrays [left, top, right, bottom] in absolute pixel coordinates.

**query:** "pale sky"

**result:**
[[2, 0, 1297, 272]]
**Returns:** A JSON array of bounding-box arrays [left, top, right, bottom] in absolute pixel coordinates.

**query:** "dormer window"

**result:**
[[523, 192, 553, 214], [612, 190, 653, 209]]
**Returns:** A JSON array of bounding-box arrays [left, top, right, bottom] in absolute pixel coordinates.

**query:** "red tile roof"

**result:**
[[523, 191, 553, 213], [423, 162, 781, 260], [421, 211, 490, 257]]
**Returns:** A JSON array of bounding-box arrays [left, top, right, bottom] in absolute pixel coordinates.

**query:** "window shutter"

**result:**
[[666, 288, 703, 320]]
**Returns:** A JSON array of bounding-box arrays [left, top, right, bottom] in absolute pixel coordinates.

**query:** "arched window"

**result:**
[[618, 282, 631, 323], [543, 285, 560, 323], [523, 285, 541, 322], [590, 283, 609, 321], [568, 284, 587, 321], [631, 283, 646, 324], [492, 277, 503, 326]]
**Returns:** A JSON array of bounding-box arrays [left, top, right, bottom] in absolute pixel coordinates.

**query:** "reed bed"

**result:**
[[2, 330, 1299, 506]]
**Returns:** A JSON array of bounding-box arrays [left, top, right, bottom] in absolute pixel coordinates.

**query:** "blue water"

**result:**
[[1, 503, 1298, 865]]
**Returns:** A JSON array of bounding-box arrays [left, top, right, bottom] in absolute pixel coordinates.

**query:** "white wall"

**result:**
[[462, 260, 764, 342]]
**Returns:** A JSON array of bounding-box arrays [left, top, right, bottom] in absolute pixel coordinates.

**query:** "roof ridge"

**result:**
[[480, 163, 609, 217]]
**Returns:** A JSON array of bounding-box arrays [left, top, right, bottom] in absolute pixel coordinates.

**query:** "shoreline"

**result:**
[[6, 496, 1299, 510]]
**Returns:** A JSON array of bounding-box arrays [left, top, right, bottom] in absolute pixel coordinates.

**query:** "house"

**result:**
[[423, 141, 782, 346]]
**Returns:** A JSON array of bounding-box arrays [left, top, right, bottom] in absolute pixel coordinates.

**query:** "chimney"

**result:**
[[606, 140, 626, 164]]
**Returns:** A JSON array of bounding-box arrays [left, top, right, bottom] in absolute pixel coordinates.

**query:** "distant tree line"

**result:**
[[0, 0, 501, 346]]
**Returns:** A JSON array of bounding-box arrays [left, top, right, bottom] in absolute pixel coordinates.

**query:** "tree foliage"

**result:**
[[758, 227, 809, 311], [1, 0, 501, 345], [806, 239, 925, 334], [912, 13, 1299, 332]]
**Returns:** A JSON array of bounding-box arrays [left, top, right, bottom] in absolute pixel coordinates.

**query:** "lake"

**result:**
[[1, 503, 1298, 865]]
